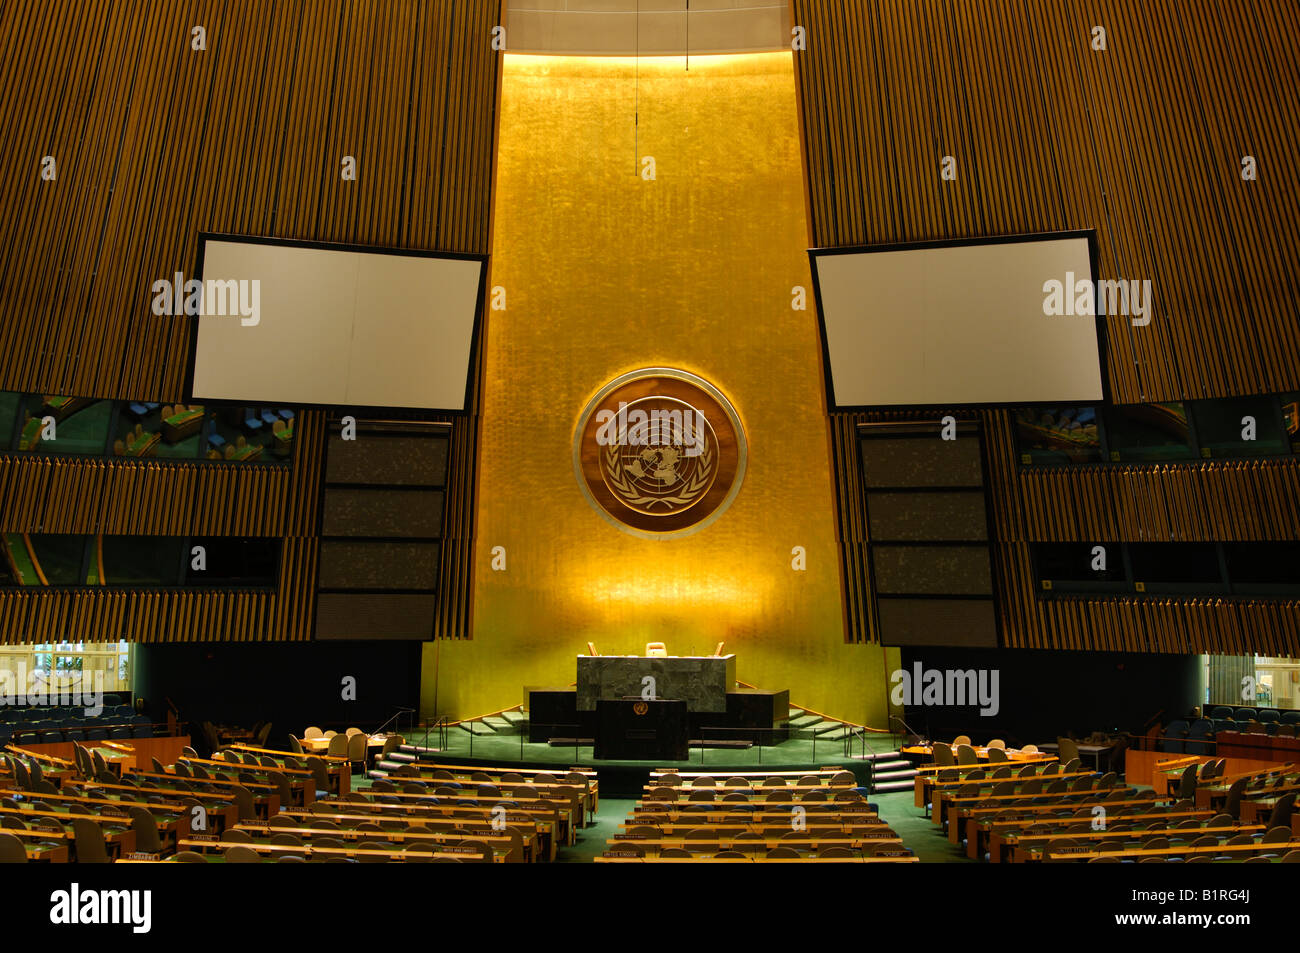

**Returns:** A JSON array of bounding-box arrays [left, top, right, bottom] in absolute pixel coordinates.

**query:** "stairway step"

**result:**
[[401, 744, 441, 757], [386, 751, 416, 763], [873, 759, 911, 771], [482, 716, 514, 731], [401, 744, 438, 755], [499, 710, 527, 726], [459, 721, 495, 735], [788, 708, 803, 720], [859, 749, 904, 762], [818, 727, 852, 741], [871, 779, 916, 792], [872, 769, 918, 781], [789, 715, 823, 729]]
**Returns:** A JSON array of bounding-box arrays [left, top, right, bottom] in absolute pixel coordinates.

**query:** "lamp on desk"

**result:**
[[645, 642, 667, 657]]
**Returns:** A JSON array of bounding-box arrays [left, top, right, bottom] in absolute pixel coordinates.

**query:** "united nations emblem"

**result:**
[[574, 368, 746, 538], [633, 701, 649, 716]]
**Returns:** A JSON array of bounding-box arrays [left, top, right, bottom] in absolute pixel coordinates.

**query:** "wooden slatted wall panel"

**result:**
[[980, 407, 1300, 655], [0, 0, 500, 642], [795, 0, 1300, 653], [793, 0, 1300, 403]]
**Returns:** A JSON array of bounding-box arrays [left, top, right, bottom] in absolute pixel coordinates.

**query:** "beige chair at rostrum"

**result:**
[[347, 732, 367, 771], [323, 730, 338, 739], [327, 733, 350, 758], [1020, 744, 1039, 754], [345, 727, 364, 737], [986, 739, 1006, 750], [953, 735, 972, 746]]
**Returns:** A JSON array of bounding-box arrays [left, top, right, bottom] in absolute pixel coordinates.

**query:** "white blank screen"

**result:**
[[191, 240, 482, 410], [814, 237, 1103, 407]]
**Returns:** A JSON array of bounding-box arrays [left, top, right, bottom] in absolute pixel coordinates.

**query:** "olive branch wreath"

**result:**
[[605, 433, 714, 509]]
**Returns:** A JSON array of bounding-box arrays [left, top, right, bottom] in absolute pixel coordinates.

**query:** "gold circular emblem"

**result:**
[[633, 701, 649, 716], [574, 368, 746, 538]]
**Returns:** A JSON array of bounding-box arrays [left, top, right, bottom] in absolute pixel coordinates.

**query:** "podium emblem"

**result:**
[[575, 368, 746, 538], [633, 701, 649, 715]]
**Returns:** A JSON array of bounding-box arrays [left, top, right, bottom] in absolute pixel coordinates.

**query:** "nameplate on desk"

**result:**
[[1053, 845, 1092, 854], [612, 833, 647, 840], [603, 850, 644, 858], [190, 833, 218, 842], [127, 851, 160, 861], [861, 830, 893, 839], [100, 808, 126, 817], [439, 845, 484, 854], [873, 850, 911, 857]]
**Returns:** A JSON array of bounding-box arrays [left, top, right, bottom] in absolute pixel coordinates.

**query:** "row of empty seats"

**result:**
[[599, 767, 915, 862], [929, 754, 1300, 864], [2, 742, 590, 863]]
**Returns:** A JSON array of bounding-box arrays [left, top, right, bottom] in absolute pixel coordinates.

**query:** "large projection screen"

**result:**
[[811, 234, 1104, 409], [189, 237, 484, 411]]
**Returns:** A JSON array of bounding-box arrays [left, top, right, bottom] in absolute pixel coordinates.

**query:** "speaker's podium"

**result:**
[[594, 698, 689, 761]]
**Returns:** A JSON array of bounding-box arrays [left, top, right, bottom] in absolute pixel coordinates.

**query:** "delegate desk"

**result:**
[[577, 654, 736, 713]]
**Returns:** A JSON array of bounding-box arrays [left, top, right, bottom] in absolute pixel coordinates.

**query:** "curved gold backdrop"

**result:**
[[423, 52, 895, 726]]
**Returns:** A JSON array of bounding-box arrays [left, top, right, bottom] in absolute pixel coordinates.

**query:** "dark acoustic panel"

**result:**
[[318, 541, 441, 591], [322, 489, 444, 538], [526, 689, 590, 743], [724, 689, 791, 744], [325, 433, 450, 486], [861, 437, 984, 488], [873, 545, 993, 596], [314, 594, 438, 640], [877, 599, 998, 648], [866, 491, 989, 541]]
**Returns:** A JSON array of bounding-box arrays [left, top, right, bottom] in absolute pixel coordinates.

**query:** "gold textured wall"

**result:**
[[424, 52, 894, 725]]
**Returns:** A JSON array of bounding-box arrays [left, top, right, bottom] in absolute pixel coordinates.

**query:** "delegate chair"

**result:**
[[347, 732, 367, 772]]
